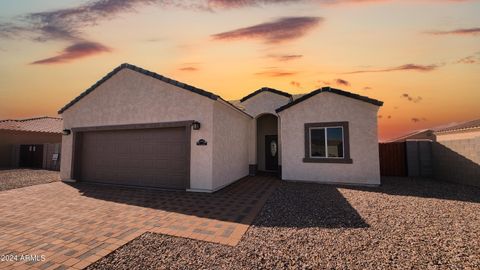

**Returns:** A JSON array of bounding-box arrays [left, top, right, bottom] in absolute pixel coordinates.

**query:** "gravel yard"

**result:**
[[89, 178, 480, 270], [0, 169, 60, 191]]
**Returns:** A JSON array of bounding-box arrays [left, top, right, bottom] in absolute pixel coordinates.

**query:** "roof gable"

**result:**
[[58, 63, 220, 114], [240, 87, 292, 103], [275, 87, 383, 113]]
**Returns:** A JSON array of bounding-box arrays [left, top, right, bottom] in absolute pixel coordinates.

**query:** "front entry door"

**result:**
[[265, 135, 278, 171]]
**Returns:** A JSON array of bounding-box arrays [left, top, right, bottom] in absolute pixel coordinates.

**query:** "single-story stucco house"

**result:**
[[0, 116, 62, 170], [59, 63, 383, 192]]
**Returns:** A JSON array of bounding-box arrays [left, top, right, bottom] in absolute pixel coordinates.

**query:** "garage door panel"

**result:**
[[79, 127, 188, 189]]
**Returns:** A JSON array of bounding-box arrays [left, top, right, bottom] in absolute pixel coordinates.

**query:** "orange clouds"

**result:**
[[267, 54, 303, 62], [255, 70, 298, 77], [426, 27, 480, 36], [345, 64, 440, 74], [211, 17, 323, 44], [30, 42, 111, 65]]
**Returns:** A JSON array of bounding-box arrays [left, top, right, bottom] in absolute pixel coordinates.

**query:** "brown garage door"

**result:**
[[78, 127, 188, 189]]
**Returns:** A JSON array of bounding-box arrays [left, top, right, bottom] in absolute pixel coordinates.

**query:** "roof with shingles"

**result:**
[[239, 87, 292, 103], [275, 87, 383, 113], [0, 117, 62, 134]]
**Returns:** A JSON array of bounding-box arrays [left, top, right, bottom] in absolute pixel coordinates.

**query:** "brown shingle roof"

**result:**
[[0, 117, 63, 134], [435, 119, 480, 133], [239, 87, 292, 102], [275, 87, 383, 113]]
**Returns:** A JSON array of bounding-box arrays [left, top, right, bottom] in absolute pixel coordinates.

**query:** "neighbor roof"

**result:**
[[58, 63, 251, 118], [0, 117, 62, 134], [387, 129, 433, 143], [275, 87, 384, 113], [435, 119, 480, 134], [240, 87, 292, 103]]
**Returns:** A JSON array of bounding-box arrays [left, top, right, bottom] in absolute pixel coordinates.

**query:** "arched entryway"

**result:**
[[256, 113, 279, 173]]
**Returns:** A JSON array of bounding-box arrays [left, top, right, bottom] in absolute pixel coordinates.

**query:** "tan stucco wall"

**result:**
[[248, 120, 256, 164], [279, 92, 381, 185], [212, 101, 250, 190], [241, 91, 290, 117], [0, 130, 61, 167], [241, 92, 289, 166], [60, 69, 215, 190]]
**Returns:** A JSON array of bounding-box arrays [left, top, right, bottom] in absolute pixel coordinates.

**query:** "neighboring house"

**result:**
[[387, 129, 436, 142], [433, 119, 480, 187], [59, 63, 383, 192], [0, 117, 62, 170]]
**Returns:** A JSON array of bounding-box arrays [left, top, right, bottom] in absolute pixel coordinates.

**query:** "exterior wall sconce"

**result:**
[[192, 121, 201, 130], [196, 139, 207, 146], [62, 129, 71, 135]]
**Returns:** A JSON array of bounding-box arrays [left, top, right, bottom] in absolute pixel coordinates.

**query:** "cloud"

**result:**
[[208, 0, 472, 8], [30, 41, 110, 65], [267, 54, 303, 62], [290, 81, 301, 88], [363, 86, 372, 90], [426, 27, 480, 36], [411, 117, 427, 123], [211, 17, 323, 44], [1, 1, 171, 43], [207, 0, 300, 8], [335, 78, 350, 86], [179, 66, 199, 71], [255, 68, 298, 77], [317, 80, 331, 85], [345, 64, 440, 74], [401, 93, 422, 103], [456, 55, 478, 64]]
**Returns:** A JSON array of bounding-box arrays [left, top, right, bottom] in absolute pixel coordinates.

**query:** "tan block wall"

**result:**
[[0, 130, 61, 168], [279, 92, 381, 185], [60, 69, 215, 190], [212, 101, 250, 190], [433, 130, 480, 187]]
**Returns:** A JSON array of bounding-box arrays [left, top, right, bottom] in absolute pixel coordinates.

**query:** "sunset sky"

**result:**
[[0, 0, 479, 140]]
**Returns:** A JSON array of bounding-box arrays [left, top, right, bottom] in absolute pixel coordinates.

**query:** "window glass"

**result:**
[[310, 128, 326, 157], [327, 127, 344, 157]]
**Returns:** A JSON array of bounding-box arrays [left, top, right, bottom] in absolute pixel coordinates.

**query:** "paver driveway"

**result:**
[[0, 176, 277, 270]]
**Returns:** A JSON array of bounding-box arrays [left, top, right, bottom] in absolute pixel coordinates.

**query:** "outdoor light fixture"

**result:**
[[192, 121, 201, 130], [62, 129, 71, 135]]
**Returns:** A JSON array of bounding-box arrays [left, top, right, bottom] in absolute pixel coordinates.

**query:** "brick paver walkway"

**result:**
[[0, 176, 277, 270]]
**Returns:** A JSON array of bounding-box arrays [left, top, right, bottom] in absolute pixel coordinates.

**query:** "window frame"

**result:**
[[303, 121, 352, 164]]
